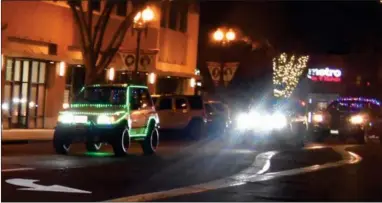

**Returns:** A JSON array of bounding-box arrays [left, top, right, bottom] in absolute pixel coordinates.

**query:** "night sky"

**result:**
[[197, 1, 382, 91], [199, 0, 382, 53]]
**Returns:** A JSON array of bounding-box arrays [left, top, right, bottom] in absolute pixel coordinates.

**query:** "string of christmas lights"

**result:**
[[273, 53, 309, 98]]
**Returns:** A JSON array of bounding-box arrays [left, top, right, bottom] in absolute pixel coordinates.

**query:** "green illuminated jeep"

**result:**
[[53, 84, 160, 156]]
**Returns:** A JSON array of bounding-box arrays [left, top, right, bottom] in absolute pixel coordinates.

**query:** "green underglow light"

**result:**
[[84, 151, 114, 157]]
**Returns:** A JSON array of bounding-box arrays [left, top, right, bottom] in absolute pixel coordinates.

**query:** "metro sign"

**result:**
[[307, 67, 342, 82]]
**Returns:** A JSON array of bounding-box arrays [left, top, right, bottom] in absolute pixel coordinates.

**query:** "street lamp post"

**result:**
[[212, 28, 236, 88], [133, 7, 154, 83]]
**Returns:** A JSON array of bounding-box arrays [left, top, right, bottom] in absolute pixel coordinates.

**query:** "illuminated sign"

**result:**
[[307, 67, 342, 82]]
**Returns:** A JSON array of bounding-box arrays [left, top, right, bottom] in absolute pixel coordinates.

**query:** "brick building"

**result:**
[[1, 0, 200, 129]]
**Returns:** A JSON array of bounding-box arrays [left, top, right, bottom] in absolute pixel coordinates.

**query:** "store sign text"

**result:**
[[307, 68, 342, 82]]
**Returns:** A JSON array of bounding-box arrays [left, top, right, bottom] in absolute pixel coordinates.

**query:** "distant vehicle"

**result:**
[[204, 100, 232, 135], [234, 98, 307, 147], [152, 95, 207, 140], [311, 97, 382, 144], [53, 84, 160, 156]]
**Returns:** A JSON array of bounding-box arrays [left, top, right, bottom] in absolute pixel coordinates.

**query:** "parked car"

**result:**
[[152, 95, 207, 139], [204, 100, 232, 135], [311, 97, 382, 144], [53, 84, 160, 156]]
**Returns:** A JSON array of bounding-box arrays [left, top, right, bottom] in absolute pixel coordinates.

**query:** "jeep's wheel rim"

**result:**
[[122, 128, 130, 152], [63, 144, 70, 151], [94, 143, 102, 150]]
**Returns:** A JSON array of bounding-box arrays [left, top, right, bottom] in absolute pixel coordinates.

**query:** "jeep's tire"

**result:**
[[86, 142, 102, 152], [111, 127, 130, 157], [141, 128, 159, 155], [187, 120, 205, 140], [53, 129, 71, 155]]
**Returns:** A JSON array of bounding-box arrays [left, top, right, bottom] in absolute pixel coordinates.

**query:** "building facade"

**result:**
[[1, 0, 200, 129]]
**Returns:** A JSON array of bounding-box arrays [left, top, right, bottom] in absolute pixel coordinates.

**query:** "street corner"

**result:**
[[266, 146, 344, 173]]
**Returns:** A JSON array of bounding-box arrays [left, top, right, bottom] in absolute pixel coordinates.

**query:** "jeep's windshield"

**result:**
[[73, 87, 126, 105]]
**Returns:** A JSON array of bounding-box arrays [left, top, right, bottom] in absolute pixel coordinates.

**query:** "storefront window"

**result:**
[[2, 58, 47, 129]]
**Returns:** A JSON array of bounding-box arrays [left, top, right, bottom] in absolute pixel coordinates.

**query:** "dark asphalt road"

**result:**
[[2, 133, 382, 202]]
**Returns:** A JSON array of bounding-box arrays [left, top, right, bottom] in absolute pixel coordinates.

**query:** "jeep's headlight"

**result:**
[[58, 113, 74, 124], [97, 115, 116, 124], [350, 115, 364, 125]]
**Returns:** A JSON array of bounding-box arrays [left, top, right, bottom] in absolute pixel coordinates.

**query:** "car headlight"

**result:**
[[313, 114, 324, 123], [58, 113, 74, 124], [97, 115, 117, 124], [350, 115, 364, 125], [272, 113, 287, 129]]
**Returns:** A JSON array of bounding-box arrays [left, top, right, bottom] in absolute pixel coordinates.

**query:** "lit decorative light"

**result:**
[[213, 29, 224, 41], [13, 98, 20, 103], [59, 61, 66, 77], [134, 12, 142, 23], [2, 103, 9, 110], [60, 110, 126, 116], [190, 78, 196, 88], [197, 82, 202, 87], [195, 69, 200, 75], [272, 53, 310, 98], [108, 67, 115, 81], [134, 7, 154, 24], [337, 97, 381, 106], [70, 103, 127, 108], [28, 101, 35, 108], [226, 29, 236, 41], [148, 72, 156, 84], [63, 103, 69, 109], [142, 7, 154, 22]]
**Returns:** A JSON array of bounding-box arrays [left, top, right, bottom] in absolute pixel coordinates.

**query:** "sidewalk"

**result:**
[[2, 129, 54, 144]]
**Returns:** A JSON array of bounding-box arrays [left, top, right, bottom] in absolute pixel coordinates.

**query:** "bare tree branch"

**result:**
[[87, 0, 93, 45], [96, 5, 144, 72], [93, 1, 115, 60], [69, 4, 88, 60]]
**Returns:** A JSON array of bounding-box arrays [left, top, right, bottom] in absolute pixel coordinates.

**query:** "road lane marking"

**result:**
[[5, 178, 92, 194], [109, 147, 362, 202], [2, 168, 35, 172]]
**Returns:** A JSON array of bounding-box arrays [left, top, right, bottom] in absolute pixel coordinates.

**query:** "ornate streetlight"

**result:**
[[212, 28, 236, 87], [133, 7, 154, 83]]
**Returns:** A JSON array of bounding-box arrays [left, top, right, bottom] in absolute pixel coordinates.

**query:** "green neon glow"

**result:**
[[60, 111, 126, 116], [84, 151, 113, 157], [129, 85, 148, 89], [70, 104, 127, 108], [129, 117, 156, 137]]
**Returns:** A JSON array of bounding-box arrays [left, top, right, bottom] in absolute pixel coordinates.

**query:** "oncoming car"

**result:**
[[234, 99, 307, 147], [53, 84, 160, 156], [311, 97, 382, 144]]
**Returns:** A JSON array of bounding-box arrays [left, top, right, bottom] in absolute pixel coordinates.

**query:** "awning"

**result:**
[[2, 47, 80, 64]]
